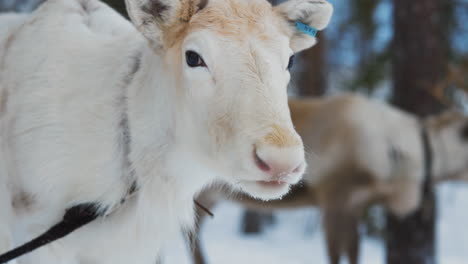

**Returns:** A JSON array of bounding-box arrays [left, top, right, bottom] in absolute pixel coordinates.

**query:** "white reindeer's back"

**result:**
[[1, 0, 141, 201], [0, 1, 155, 263]]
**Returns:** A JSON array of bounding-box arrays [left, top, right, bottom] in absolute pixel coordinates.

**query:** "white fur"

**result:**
[[0, 0, 333, 263]]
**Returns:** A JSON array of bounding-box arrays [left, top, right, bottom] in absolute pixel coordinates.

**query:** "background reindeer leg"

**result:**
[[322, 203, 361, 264], [322, 193, 364, 264], [320, 165, 376, 264], [344, 211, 361, 264]]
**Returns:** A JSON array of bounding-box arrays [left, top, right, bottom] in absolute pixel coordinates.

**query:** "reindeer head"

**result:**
[[426, 111, 468, 182], [126, 0, 333, 200]]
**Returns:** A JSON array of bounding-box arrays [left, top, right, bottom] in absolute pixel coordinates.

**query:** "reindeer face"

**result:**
[[126, 0, 333, 199]]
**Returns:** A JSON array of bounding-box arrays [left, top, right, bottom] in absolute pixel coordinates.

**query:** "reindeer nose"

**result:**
[[254, 144, 305, 178]]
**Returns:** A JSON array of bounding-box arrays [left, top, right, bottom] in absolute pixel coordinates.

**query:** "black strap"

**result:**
[[0, 203, 102, 264], [194, 200, 214, 218], [421, 125, 433, 194]]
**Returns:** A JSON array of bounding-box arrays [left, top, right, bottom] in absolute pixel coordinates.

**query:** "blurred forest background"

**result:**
[[1, 0, 468, 263]]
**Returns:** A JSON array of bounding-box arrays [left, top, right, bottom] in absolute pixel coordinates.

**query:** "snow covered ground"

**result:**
[[164, 183, 468, 264]]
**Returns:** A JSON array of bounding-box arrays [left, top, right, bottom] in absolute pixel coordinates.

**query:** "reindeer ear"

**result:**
[[125, 0, 208, 50], [275, 0, 333, 53]]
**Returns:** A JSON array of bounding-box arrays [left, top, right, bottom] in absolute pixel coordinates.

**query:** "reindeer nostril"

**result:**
[[254, 151, 271, 172]]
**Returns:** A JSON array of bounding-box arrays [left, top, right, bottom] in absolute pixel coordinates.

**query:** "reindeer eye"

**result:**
[[186, 51, 206, 68], [287, 55, 295, 70]]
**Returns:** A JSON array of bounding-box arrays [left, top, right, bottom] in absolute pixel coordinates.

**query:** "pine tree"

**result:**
[[386, 0, 446, 263]]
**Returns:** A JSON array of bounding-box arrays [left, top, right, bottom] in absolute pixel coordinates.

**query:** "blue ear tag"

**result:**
[[295, 21, 319, 37]]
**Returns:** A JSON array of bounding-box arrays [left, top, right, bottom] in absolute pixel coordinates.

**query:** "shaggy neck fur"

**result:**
[[126, 43, 214, 224]]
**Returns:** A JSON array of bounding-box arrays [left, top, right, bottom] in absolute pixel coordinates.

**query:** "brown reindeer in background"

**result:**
[[190, 93, 468, 264]]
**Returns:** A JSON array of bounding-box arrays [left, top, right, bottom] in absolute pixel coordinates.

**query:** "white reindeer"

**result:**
[[0, 0, 333, 263], [191, 94, 468, 264]]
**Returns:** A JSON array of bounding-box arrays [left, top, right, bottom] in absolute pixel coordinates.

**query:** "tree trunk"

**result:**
[[241, 210, 270, 234], [391, 0, 446, 116], [294, 32, 328, 97], [387, 0, 446, 263]]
